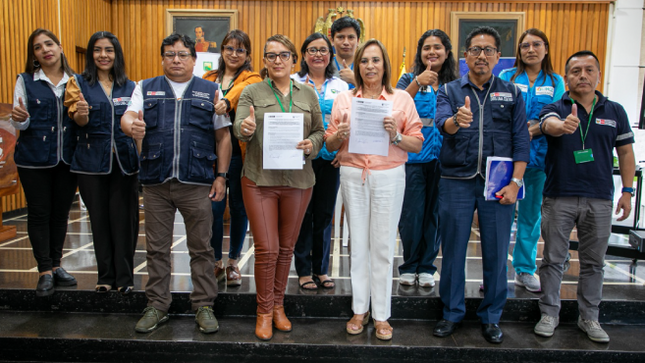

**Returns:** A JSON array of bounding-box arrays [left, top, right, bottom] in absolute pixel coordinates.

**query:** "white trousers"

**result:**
[[340, 165, 405, 321]]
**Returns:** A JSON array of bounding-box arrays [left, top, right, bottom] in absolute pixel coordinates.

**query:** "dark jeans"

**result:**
[[398, 160, 441, 275], [18, 164, 78, 272], [293, 158, 340, 277], [77, 156, 139, 288], [211, 154, 248, 261]]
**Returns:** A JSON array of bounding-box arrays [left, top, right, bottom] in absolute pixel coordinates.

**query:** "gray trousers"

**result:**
[[143, 179, 218, 312], [538, 196, 612, 320]]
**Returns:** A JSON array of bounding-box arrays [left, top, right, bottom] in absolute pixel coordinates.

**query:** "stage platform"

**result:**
[[0, 201, 644, 362]]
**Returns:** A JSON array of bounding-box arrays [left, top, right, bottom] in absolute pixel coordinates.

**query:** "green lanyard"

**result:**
[[572, 97, 596, 149], [221, 78, 234, 97], [268, 78, 293, 112]]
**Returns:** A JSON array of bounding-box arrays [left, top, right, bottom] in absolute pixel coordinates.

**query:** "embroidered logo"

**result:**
[[112, 97, 130, 106], [595, 118, 616, 128], [490, 92, 513, 102], [515, 84, 528, 93], [146, 91, 165, 96], [192, 91, 210, 99]]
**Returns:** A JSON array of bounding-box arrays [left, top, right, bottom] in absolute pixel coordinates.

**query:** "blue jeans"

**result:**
[[513, 167, 546, 275], [438, 177, 514, 324], [398, 160, 441, 275], [293, 158, 340, 276], [211, 155, 248, 261]]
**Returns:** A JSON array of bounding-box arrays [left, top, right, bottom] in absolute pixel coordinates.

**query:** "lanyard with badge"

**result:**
[[572, 97, 596, 164], [267, 78, 293, 112]]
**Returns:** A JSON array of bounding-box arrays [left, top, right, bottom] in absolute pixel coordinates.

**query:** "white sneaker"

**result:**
[[514, 273, 541, 292], [399, 273, 416, 286], [418, 273, 435, 287]]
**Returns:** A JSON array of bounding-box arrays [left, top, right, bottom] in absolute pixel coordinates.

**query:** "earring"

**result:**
[[33, 60, 40, 68]]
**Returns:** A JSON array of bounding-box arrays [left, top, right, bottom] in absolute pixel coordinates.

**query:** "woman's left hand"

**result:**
[[296, 138, 314, 156], [383, 116, 398, 140], [214, 99, 228, 115]]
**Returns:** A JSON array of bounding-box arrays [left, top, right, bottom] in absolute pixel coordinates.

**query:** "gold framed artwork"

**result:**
[[165, 9, 239, 54]]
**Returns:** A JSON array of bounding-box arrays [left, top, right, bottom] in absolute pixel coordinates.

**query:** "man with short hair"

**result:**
[[122, 33, 232, 334], [434, 26, 529, 344], [533, 50, 635, 343], [330, 17, 360, 88], [194, 25, 218, 53]]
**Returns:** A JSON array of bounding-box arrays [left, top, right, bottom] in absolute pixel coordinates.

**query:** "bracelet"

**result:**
[[414, 76, 421, 88], [452, 113, 460, 128]]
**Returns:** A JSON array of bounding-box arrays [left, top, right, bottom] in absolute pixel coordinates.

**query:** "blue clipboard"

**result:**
[[484, 156, 525, 201]]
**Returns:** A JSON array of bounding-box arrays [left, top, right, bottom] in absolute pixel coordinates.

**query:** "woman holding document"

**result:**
[[325, 39, 424, 341], [234, 34, 324, 341]]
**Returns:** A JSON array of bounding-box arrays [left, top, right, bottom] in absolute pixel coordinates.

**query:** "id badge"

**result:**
[[573, 149, 594, 164]]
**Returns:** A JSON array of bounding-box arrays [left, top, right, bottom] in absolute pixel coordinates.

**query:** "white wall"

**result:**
[[605, 0, 645, 163]]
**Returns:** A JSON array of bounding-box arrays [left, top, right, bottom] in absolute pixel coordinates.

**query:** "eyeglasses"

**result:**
[[466, 46, 498, 57], [163, 51, 191, 61], [264, 52, 292, 63], [224, 46, 247, 56], [519, 41, 545, 51], [306, 47, 330, 56]]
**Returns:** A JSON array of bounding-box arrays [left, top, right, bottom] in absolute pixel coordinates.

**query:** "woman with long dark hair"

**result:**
[[499, 28, 564, 293], [291, 33, 348, 291], [202, 30, 261, 287], [64, 31, 139, 295], [396, 29, 458, 289], [11, 28, 78, 296]]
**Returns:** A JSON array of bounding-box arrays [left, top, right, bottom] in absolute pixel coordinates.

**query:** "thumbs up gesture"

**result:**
[[338, 59, 355, 85], [131, 110, 146, 141], [454, 96, 473, 128], [336, 113, 350, 141], [11, 97, 30, 122], [76, 93, 89, 117], [240, 105, 257, 137], [562, 103, 580, 134], [416, 60, 438, 88]]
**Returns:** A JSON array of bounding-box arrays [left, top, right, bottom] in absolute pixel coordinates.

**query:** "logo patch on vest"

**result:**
[[112, 97, 130, 106], [146, 91, 165, 96], [595, 118, 616, 128], [191, 91, 211, 99], [490, 92, 513, 102], [535, 86, 554, 97]]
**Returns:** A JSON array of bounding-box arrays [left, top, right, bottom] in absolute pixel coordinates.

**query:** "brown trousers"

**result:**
[[143, 180, 217, 312], [241, 177, 312, 314]]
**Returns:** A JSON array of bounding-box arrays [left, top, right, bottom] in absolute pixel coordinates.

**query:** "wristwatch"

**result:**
[[622, 187, 635, 196], [216, 172, 229, 180], [391, 132, 403, 146], [511, 178, 524, 188]]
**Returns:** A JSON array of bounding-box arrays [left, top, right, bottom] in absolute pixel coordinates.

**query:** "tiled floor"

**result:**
[[1, 198, 644, 302]]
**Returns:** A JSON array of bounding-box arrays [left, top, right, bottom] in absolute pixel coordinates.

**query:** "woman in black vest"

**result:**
[[64, 31, 139, 295], [10, 28, 78, 297]]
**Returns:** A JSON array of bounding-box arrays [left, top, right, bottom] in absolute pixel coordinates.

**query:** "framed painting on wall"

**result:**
[[450, 12, 525, 76], [165, 9, 238, 76]]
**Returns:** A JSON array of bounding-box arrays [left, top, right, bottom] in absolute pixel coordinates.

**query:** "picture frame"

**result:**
[[165, 9, 239, 54], [450, 12, 525, 76]]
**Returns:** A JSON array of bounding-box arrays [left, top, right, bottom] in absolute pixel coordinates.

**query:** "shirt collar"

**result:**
[[34, 68, 70, 88], [460, 73, 494, 89]]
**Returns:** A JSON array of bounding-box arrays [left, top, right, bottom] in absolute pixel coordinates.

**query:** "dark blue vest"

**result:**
[[139, 76, 218, 185], [71, 75, 138, 175], [14, 73, 76, 168]]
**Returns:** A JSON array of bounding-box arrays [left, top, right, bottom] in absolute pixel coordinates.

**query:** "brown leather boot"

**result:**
[[255, 312, 273, 340], [273, 305, 292, 332]]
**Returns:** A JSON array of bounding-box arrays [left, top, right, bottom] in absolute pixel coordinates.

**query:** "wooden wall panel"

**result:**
[[0, 0, 613, 213]]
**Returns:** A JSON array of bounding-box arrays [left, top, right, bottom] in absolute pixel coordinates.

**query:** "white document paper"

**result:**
[[263, 112, 304, 170], [348, 97, 393, 156]]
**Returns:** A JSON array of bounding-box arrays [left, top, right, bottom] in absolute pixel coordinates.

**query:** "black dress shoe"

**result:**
[[36, 274, 55, 297], [53, 267, 77, 286], [433, 319, 459, 337], [482, 323, 504, 343], [118, 286, 134, 296]]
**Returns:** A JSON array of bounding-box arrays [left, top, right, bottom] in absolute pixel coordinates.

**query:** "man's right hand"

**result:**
[[131, 110, 146, 140], [11, 97, 29, 122], [339, 59, 355, 85], [561, 104, 580, 134], [455, 96, 473, 128]]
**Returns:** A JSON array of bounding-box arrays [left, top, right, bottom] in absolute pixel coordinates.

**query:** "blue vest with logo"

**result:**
[[71, 75, 138, 175], [406, 72, 443, 164], [139, 76, 218, 186], [14, 73, 76, 168]]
